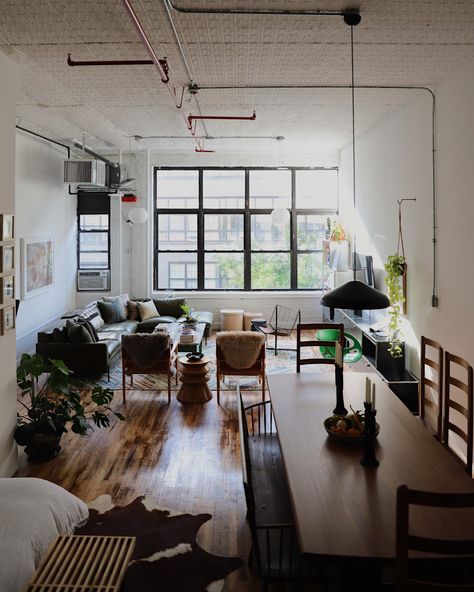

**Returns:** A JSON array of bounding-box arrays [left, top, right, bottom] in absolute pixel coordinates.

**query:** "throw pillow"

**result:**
[[127, 300, 140, 321], [137, 300, 159, 322], [97, 301, 120, 325], [153, 298, 186, 318], [81, 303, 105, 331], [76, 317, 99, 342], [103, 293, 128, 322], [52, 327, 68, 343], [67, 322, 94, 344]]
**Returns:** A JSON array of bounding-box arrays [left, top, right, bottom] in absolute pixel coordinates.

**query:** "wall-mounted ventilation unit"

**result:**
[[64, 159, 106, 186], [77, 270, 110, 291]]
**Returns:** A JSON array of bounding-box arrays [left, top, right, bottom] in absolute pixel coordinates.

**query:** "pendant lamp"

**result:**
[[321, 12, 389, 318]]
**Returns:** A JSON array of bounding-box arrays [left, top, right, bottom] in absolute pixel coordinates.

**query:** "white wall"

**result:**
[[0, 52, 19, 476], [339, 60, 474, 374], [15, 131, 77, 341]]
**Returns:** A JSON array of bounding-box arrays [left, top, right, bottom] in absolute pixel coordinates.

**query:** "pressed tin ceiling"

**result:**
[[1, 0, 474, 153]]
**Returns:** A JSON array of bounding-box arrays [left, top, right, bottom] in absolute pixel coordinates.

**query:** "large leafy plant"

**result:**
[[180, 304, 198, 323], [15, 353, 124, 446], [384, 254, 406, 358]]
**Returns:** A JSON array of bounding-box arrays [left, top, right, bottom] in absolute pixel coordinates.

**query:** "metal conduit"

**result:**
[[167, 1, 350, 17]]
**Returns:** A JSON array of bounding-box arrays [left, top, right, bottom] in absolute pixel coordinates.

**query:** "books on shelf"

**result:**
[[180, 330, 195, 344]]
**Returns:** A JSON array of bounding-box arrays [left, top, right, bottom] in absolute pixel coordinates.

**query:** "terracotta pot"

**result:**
[[24, 431, 62, 461]]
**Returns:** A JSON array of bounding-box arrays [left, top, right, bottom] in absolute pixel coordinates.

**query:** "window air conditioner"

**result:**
[[64, 159, 106, 186], [77, 270, 110, 291]]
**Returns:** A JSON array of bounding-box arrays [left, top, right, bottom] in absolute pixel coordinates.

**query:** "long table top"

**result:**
[[268, 371, 474, 560]]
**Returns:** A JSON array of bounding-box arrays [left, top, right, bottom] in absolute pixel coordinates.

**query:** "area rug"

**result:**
[[88, 340, 300, 391], [76, 495, 243, 592]]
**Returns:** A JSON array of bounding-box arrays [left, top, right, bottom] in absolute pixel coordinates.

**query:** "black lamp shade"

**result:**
[[321, 280, 390, 311]]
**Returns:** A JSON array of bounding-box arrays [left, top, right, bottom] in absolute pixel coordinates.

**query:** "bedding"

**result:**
[[0, 478, 88, 592]]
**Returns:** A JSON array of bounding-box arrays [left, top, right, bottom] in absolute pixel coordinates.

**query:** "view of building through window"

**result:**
[[154, 168, 337, 290], [78, 214, 110, 269]]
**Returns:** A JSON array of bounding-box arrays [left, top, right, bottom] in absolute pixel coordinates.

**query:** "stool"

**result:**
[[220, 308, 244, 331], [244, 312, 263, 331]]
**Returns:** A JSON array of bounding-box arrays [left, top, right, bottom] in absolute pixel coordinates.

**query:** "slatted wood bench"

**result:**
[[24, 535, 135, 592]]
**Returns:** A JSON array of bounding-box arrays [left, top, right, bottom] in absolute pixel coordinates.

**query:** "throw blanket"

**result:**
[[216, 331, 265, 369], [122, 333, 170, 369]]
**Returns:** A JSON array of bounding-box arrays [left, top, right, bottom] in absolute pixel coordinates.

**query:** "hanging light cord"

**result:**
[[350, 23, 357, 282]]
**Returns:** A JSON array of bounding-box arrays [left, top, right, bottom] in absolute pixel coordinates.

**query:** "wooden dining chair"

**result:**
[[443, 351, 473, 476], [419, 336, 444, 440], [396, 484, 474, 591], [296, 323, 344, 372]]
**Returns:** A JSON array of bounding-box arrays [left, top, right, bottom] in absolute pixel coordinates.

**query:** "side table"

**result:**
[[177, 356, 213, 403]]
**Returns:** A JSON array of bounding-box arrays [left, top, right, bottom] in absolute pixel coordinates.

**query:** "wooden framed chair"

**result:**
[[296, 323, 344, 373], [419, 336, 444, 440], [121, 333, 178, 404], [443, 352, 473, 475], [396, 484, 474, 591], [216, 331, 266, 404]]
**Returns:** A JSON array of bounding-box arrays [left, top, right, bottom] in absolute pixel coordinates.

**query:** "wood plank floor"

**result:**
[[15, 333, 373, 591]]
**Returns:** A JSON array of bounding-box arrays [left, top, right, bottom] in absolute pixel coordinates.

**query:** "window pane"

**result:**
[[205, 253, 244, 289], [205, 214, 244, 250], [249, 170, 291, 208], [79, 232, 109, 252], [298, 253, 323, 289], [251, 214, 290, 250], [203, 170, 245, 208], [297, 215, 326, 250], [79, 252, 108, 268], [158, 253, 198, 289], [295, 169, 338, 209], [158, 214, 197, 250], [251, 253, 290, 289], [156, 170, 199, 208], [79, 214, 109, 231]]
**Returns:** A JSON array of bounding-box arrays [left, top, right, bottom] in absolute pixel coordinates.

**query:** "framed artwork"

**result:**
[[1, 304, 15, 334], [0, 214, 14, 242], [21, 235, 54, 299], [1, 274, 14, 305], [0, 244, 14, 274]]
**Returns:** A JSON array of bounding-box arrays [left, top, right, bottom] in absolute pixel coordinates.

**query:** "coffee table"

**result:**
[[156, 322, 207, 354], [177, 355, 212, 403]]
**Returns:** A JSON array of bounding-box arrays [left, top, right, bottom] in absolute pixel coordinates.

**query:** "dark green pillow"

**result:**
[[52, 327, 68, 343], [153, 298, 186, 318], [97, 300, 120, 324], [77, 316, 99, 341], [68, 322, 93, 344]]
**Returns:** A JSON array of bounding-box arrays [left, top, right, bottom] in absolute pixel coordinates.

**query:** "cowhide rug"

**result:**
[[76, 495, 243, 592]]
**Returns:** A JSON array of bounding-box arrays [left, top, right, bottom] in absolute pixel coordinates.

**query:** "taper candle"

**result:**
[[372, 382, 376, 410], [365, 377, 370, 403]]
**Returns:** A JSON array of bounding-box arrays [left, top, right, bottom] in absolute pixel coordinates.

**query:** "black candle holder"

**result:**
[[360, 401, 379, 467], [333, 365, 347, 416]]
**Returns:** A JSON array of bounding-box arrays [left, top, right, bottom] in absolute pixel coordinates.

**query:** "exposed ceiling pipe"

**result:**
[[188, 111, 256, 127], [168, 1, 350, 17], [67, 54, 153, 67], [130, 134, 283, 140], [72, 140, 118, 166]]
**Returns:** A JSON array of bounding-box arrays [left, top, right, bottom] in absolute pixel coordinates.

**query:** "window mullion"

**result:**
[[244, 170, 251, 290], [197, 170, 204, 290]]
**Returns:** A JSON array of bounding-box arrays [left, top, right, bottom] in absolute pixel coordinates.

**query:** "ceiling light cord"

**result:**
[[350, 23, 357, 281]]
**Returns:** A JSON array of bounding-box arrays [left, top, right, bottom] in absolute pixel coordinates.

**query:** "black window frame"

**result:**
[[77, 213, 111, 271], [154, 166, 338, 291]]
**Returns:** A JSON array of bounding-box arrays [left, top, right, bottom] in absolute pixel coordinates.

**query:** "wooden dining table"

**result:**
[[268, 371, 474, 561]]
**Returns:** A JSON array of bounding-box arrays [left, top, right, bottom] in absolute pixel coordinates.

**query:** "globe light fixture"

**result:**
[[127, 207, 148, 224], [271, 207, 290, 226]]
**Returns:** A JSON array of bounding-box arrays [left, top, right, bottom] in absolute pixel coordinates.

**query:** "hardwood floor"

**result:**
[[15, 332, 372, 591]]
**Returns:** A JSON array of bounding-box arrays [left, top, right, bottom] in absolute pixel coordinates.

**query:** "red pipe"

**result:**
[[188, 111, 256, 126]]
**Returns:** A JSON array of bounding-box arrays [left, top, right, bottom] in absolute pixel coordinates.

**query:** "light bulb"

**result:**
[[128, 207, 148, 224]]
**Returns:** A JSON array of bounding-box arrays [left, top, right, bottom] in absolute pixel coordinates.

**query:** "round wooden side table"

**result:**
[[177, 356, 212, 403]]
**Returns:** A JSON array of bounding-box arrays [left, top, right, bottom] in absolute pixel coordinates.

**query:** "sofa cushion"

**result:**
[[136, 316, 177, 333], [97, 301, 121, 324], [153, 298, 186, 318], [75, 317, 99, 342], [52, 327, 68, 343], [68, 322, 94, 344], [138, 300, 159, 321], [99, 320, 138, 335], [80, 302, 105, 331], [103, 293, 129, 321], [98, 338, 121, 357]]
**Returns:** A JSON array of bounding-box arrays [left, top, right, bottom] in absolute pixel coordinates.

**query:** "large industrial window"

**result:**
[[154, 167, 337, 291], [77, 192, 110, 270]]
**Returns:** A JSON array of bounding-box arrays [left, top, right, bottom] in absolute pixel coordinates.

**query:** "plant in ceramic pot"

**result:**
[[15, 353, 124, 461], [180, 304, 198, 327], [384, 254, 406, 358]]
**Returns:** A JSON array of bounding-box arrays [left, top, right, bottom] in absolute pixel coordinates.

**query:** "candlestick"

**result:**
[[365, 377, 370, 403], [333, 365, 347, 416], [372, 382, 376, 410], [360, 401, 379, 468]]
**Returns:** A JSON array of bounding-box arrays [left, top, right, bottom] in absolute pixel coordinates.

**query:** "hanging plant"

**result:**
[[384, 254, 406, 358]]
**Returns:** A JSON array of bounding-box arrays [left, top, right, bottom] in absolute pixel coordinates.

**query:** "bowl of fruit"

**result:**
[[324, 409, 379, 444]]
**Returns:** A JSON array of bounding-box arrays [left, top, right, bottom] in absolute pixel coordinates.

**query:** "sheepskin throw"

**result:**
[[216, 331, 265, 369], [122, 333, 170, 369]]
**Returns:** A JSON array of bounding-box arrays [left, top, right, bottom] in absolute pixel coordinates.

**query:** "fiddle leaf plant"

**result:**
[[384, 254, 406, 358]]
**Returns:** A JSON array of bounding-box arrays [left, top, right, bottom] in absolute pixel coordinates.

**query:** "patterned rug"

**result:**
[[87, 340, 300, 392], [76, 496, 242, 592]]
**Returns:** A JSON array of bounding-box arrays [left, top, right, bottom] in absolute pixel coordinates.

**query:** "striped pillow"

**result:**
[[81, 303, 105, 331]]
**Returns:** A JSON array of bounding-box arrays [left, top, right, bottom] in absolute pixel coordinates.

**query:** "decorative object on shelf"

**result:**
[[1, 274, 14, 305], [321, 13, 390, 317], [270, 207, 290, 226], [0, 244, 14, 274], [333, 342, 347, 415], [127, 206, 148, 225], [327, 218, 346, 242], [384, 254, 406, 358], [1, 303, 15, 334], [360, 378, 379, 467], [0, 213, 14, 242], [21, 235, 54, 299], [15, 353, 124, 461]]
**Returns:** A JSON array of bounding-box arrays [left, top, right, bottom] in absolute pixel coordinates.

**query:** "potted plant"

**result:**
[[384, 254, 406, 358], [180, 304, 198, 327], [15, 353, 124, 461]]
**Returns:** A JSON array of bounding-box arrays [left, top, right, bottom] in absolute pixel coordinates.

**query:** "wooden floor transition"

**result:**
[[15, 333, 372, 591]]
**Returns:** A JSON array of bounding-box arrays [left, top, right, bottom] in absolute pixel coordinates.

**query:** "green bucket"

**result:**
[[315, 329, 363, 364]]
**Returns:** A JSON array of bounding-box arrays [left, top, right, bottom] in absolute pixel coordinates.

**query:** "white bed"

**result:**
[[0, 478, 88, 592]]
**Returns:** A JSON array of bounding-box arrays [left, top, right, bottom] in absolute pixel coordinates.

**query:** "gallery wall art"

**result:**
[[0, 213, 15, 335], [21, 235, 54, 299]]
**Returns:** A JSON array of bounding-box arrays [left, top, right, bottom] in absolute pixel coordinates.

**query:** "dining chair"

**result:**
[[296, 323, 344, 372], [121, 333, 178, 404], [216, 331, 266, 404], [396, 484, 474, 590], [443, 351, 473, 476], [419, 336, 444, 440]]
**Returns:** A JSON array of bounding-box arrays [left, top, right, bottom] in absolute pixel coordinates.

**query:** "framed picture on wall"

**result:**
[[1, 274, 15, 305], [21, 235, 54, 299], [0, 214, 14, 242], [0, 244, 14, 274], [1, 304, 15, 335]]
